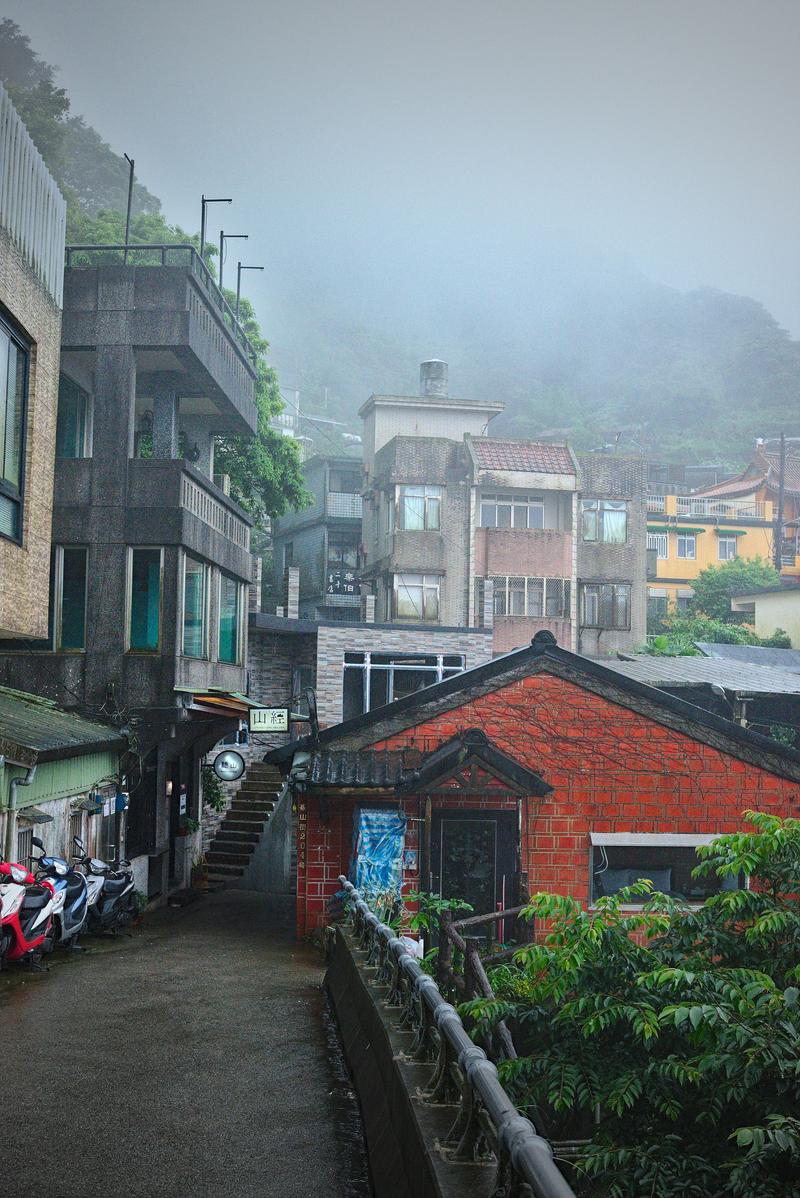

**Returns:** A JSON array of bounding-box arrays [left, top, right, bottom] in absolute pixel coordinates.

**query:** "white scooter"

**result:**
[[74, 839, 137, 933]]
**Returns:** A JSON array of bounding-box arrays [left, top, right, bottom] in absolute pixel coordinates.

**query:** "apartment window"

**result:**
[[647, 590, 668, 621], [218, 573, 240, 663], [128, 548, 162, 651], [677, 533, 696, 559], [591, 837, 741, 905], [397, 485, 441, 531], [328, 537, 358, 569], [329, 467, 361, 493], [580, 582, 631, 629], [718, 535, 737, 561], [54, 545, 88, 650], [676, 588, 694, 613], [480, 493, 544, 530], [491, 576, 570, 618], [646, 532, 668, 560], [182, 555, 208, 658], [581, 499, 628, 544], [55, 373, 92, 458], [393, 573, 440, 622], [343, 651, 465, 719], [0, 311, 29, 542]]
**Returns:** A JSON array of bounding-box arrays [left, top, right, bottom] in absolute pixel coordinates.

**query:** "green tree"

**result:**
[[643, 612, 791, 656], [691, 557, 782, 623], [467, 813, 800, 1197]]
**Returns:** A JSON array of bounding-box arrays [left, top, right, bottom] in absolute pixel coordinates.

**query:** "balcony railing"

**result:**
[[181, 473, 250, 550], [646, 495, 666, 513], [676, 497, 766, 519], [64, 243, 258, 368], [326, 491, 362, 519]]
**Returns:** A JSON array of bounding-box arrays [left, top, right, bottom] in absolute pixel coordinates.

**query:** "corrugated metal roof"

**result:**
[[307, 749, 418, 788], [694, 644, 800, 674], [0, 686, 125, 763], [602, 656, 800, 694], [471, 438, 576, 475]]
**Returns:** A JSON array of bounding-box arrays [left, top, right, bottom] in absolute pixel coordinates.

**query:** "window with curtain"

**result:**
[[129, 548, 161, 651], [392, 573, 440, 622], [580, 582, 631, 629], [182, 556, 207, 658], [218, 574, 240, 663], [55, 373, 91, 458], [582, 499, 628, 544], [677, 533, 696, 559], [0, 313, 29, 542], [396, 485, 441, 530], [55, 545, 88, 650]]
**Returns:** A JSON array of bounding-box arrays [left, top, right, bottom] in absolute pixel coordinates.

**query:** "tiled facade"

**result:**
[[0, 227, 63, 640]]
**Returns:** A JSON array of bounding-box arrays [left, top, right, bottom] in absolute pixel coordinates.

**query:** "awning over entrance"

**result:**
[[174, 688, 260, 719]]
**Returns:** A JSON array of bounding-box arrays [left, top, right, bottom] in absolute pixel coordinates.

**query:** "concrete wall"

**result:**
[[577, 454, 648, 655], [0, 227, 63, 640], [742, 591, 800, 647]]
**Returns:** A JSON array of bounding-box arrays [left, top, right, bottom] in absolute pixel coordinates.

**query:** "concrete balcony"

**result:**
[[62, 247, 258, 436], [54, 459, 252, 579], [473, 527, 573, 578]]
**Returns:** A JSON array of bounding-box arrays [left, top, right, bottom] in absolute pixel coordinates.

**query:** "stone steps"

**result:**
[[205, 762, 282, 887]]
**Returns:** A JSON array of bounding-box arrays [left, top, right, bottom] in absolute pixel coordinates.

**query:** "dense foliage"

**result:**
[[466, 813, 800, 1197], [691, 557, 783, 624], [644, 614, 791, 656]]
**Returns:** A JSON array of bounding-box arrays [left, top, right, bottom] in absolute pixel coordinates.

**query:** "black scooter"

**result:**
[[74, 840, 137, 933]]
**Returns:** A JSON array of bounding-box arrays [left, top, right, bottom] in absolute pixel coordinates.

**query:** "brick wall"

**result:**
[[0, 227, 62, 639], [370, 671, 799, 902], [247, 628, 317, 753]]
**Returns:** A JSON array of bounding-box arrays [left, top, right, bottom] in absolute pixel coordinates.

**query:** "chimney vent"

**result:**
[[420, 360, 448, 398]]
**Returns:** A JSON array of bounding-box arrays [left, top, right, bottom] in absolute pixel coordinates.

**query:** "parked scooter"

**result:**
[[0, 843, 56, 969], [34, 835, 89, 951], [74, 840, 136, 933]]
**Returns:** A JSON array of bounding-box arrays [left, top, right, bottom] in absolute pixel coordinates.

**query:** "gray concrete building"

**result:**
[[0, 242, 259, 898], [271, 455, 363, 620]]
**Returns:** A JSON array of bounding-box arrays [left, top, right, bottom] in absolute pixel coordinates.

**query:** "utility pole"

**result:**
[[773, 431, 786, 572], [123, 154, 134, 264], [199, 195, 232, 265], [235, 262, 264, 321], [218, 232, 247, 292]]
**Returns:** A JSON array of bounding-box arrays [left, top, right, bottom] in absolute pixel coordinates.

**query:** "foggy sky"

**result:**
[[6, 0, 800, 382]]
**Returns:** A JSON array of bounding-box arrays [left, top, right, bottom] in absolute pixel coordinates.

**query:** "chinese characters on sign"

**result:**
[[326, 569, 359, 596], [249, 707, 290, 733], [297, 800, 307, 872]]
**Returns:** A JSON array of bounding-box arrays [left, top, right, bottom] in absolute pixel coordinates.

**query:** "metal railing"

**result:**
[[676, 497, 765, 520], [338, 876, 576, 1198], [64, 243, 258, 367], [326, 491, 362, 519], [646, 495, 666, 513]]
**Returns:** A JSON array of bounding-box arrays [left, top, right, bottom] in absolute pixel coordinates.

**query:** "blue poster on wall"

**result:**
[[351, 807, 407, 897]]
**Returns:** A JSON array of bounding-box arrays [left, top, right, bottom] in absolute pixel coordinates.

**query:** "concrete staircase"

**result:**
[[205, 762, 284, 887]]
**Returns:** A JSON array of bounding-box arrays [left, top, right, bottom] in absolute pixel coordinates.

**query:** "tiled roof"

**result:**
[[694, 644, 800, 674], [693, 475, 765, 498], [307, 749, 417, 788], [470, 439, 575, 475], [762, 450, 800, 495], [0, 686, 125, 764], [601, 656, 800, 695]]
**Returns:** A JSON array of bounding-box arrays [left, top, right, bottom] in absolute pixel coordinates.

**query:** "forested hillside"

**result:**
[[3, 17, 797, 470]]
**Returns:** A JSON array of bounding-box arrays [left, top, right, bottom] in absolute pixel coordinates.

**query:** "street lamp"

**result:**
[[236, 262, 265, 320], [218, 232, 248, 292], [199, 195, 232, 264]]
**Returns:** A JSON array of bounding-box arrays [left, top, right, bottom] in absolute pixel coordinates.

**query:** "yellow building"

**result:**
[[646, 492, 775, 619]]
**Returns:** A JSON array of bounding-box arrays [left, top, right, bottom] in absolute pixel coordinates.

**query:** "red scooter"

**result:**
[[0, 839, 56, 969]]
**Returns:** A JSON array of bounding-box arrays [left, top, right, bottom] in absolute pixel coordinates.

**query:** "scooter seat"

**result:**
[[102, 877, 129, 895], [65, 875, 85, 899], [22, 886, 51, 910]]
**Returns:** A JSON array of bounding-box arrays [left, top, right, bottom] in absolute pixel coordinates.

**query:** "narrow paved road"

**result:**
[[0, 890, 369, 1198]]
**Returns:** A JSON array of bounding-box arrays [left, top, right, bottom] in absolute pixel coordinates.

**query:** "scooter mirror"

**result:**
[[31, 835, 45, 850], [73, 836, 85, 852]]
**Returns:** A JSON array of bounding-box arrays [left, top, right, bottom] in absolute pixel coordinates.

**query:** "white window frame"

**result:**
[[125, 546, 164, 652], [181, 551, 209, 659], [646, 532, 668, 560], [717, 535, 737, 561], [480, 492, 545, 530], [489, 575, 570, 618], [581, 498, 629, 544], [588, 832, 745, 907], [343, 651, 466, 714], [677, 533, 696, 559], [396, 484, 442, 531], [392, 573, 441, 622]]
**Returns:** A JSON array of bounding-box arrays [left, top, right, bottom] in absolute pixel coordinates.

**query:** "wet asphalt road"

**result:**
[[0, 890, 368, 1198]]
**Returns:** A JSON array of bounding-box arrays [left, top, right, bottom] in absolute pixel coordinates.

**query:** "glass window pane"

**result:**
[[427, 496, 440, 529], [492, 577, 507, 615], [581, 503, 598, 541], [130, 549, 161, 650], [0, 331, 8, 477], [400, 489, 425, 530], [3, 340, 24, 489], [592, 845, 737, 903], [218, 575, 239, 663], [423, 578, 439, 621], [395, 575, 423, 619], [529, 503, 544, 529], [183, 557, 206, 658], [512, 504, 528, 529], [602, 505, 627, 543], [496, 503, 512, 528], [527, 578, 544, 616], [545, 579, 564, 617], [480, 502, 495, 527], [509, 578, 526, 615], [55, 375, 88, 459], [614, 585, 630, 629], [59, 547, 87, 650]]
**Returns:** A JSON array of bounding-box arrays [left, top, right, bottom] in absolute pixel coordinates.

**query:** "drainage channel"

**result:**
[[321, 989, 375, 1197]]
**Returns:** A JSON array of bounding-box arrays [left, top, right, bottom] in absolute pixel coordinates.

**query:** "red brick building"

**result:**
[[268, 632, 800, 937]]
